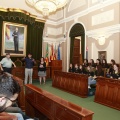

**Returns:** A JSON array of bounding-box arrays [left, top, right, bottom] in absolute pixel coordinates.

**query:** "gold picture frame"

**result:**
[[98, 51, 107, 62], [1, 21, 27, 56]]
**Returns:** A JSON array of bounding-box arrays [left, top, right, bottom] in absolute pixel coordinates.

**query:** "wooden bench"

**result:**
[[52, 71, 89, 98], [25, 84, 94, 120], [94, 77, 120, 110]]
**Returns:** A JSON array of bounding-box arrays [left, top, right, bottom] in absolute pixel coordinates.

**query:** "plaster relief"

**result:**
[[47, 27, 63, 36], [68, 0, 86, 12], [92, 9, 114, 26]]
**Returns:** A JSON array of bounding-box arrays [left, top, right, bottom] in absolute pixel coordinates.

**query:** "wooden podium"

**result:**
[[50, 60, 62, 79]]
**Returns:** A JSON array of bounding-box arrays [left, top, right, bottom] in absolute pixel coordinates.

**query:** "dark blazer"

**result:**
[[95, 65, 104, 76], [102, 63, 109, 68], [38, 62, 46, 71], [74, 68, 79, 73], [68, 67, 74, 72]]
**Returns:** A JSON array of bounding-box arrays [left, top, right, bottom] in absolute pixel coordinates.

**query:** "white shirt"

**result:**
[[0, 57, 13, 68]]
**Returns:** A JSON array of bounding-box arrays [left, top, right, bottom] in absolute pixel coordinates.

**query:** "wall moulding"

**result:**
[[43, 37, 66, 45], [46, 0, 120, 25], [86, 24, 120, 40]]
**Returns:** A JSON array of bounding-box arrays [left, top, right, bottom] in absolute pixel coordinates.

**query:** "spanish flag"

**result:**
[[5, 25, 10, 40]]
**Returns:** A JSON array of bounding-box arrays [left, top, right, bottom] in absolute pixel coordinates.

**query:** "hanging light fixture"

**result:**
[[25, 0, 68, 16]]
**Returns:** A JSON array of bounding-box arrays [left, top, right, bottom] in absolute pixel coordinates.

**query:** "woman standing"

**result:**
[[38, 57, 46, 84]]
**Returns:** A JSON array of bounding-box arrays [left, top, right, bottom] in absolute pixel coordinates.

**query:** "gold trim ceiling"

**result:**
[[0, 7, 46, 23]]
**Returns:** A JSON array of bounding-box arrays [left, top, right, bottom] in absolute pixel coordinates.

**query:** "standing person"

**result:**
[[22, 53, 36, 84], [0, 53, 16, 73], [12, 27, 19, 53], [38, 57, 46, 85]]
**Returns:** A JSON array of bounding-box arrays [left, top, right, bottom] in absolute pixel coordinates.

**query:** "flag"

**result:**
[[50, 44, 54, 61], [45, 43, 49, 66], [57, 44, 60, 60], [53, 44, 57, 60], [5, 25, 10, 40]]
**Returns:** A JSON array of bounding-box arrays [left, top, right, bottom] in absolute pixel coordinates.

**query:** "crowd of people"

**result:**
[[0, 53, 47, 85], [0, 53, 47, 119], [69, 59, 120, 89]]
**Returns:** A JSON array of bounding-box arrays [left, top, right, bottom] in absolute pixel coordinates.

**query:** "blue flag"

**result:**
[[57, 44, 60, 60]]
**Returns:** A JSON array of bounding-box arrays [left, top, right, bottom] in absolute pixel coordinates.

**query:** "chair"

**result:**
[[14, 58, 22, 67], [35, 60, 40, 66]]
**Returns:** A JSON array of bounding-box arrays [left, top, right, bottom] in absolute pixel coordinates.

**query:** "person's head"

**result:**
[[0, 73, 20, 112], [102, 59, 107, 64], [75, 64, 78, 68], [113, 64, 118, 71], [111, 59, 116, 65], [87, 66, 90, 71], [28, 53, 32, 58], [84, 59, 88, 64], [69, 63, 72, 68], [15, 27, 18, 32], [96, 59, 101, 65], [90, 59, 94, 64], [40, 57, 44, 62], [79, 65, 82, 69], [6, 53, 10, 59]]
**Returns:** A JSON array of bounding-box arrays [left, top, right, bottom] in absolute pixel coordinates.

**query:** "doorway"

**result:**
[[69, 23, 85, 65]]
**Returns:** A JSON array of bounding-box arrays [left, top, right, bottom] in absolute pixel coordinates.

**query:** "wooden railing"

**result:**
[[12, 66, 51, 80], [52, 71, 89, 98], [12, 75, 25, 111], [25, 84, 94, 120], [94, 77, 120, 110], [4, 73, 25, 111]]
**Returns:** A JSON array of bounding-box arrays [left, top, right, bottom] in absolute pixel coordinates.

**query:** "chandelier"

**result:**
[[25, 0, 68, 16]]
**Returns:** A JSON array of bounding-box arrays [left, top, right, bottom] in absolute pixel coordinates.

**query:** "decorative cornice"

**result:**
[[43, 24, 120, 43], [86, 24, 120, 39], [46, 0, 120, 25], [0, 7, 46, 23], [43, 37, 66, 45]]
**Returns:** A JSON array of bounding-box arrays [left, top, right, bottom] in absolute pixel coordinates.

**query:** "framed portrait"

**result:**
[[98, 51, 107, 62], [1, 21, 27, 56]]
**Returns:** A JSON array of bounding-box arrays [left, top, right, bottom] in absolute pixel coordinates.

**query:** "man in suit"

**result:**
[[12, 27, 19, 53]]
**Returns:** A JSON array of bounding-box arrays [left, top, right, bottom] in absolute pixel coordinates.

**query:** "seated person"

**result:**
[[86, 65, 95, 77], [74, 64, 79, 73], [78, 65, 85, 74], [83, 59, 89, 67], [78, 65, 88, 74], [110, 64, 120, 79], [0, 73, 33, 120], [106, 59, 116, 78], [68, 63, 74, 72], [101, 59, 109, 68], [0, 73, 24, 120], [0, 112, 22, 120], [88, 59, 103, 89], [89, 59, 96, 67]]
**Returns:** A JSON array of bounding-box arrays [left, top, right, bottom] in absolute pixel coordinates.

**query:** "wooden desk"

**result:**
[[50, 60, 62, 79], [12, 66, 51, 80], [52, 71, 89, 98], [25, 84, 94, 120], [94, 77, 120, 110]]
